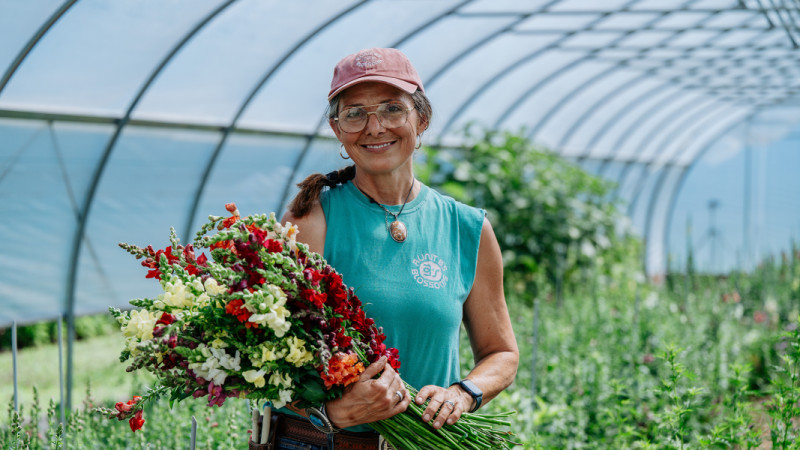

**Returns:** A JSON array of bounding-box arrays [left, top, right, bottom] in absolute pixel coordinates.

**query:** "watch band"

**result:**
[[453, 379, 483, 413]]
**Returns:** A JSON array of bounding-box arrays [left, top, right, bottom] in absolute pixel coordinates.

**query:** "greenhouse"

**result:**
[[1, 0, 799, 448]]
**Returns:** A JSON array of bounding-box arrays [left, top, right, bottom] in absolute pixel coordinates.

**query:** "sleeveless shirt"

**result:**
[[320, 181, 485, 392]]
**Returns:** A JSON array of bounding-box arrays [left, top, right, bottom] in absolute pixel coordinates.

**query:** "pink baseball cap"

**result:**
[[328, 48, 425, 100]]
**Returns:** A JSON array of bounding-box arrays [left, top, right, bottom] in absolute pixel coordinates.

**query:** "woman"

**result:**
[[275, 48, 518, 449]]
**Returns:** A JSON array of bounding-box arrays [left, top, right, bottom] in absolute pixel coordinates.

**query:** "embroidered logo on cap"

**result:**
[[354, 50, 382, 69]]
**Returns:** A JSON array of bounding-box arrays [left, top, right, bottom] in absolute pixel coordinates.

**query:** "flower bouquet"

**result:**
[[97, 203, 516, 449]]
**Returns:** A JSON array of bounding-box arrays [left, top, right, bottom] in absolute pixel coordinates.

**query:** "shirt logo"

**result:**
[[411, 253, 448, 290]]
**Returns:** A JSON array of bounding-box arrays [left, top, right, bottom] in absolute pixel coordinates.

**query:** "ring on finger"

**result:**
[[444, 400, 455, 408], [394, 390, 404, 402]]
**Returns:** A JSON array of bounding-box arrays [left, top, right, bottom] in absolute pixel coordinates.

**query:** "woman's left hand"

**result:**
[[414, 384, 474, 429]]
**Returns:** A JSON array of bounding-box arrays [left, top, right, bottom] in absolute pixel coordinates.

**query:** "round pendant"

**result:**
[[389, 220, 407, 243]]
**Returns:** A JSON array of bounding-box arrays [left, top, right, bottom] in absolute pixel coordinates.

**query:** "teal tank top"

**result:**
[[320, 181, 485, 392]]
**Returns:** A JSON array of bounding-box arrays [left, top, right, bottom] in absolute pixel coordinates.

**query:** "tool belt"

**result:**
[[249, 411, 383, 450]]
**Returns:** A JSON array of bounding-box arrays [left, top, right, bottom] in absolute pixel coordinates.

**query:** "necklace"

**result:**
[[353, 178, 415, 243]]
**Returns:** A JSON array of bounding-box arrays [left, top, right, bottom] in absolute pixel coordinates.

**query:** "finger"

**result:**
[[360, 356, 387, 380], [421, 393, 445, 424], [442, 400, 463, 426], [415, 385, 436, 405], [432, 399, 457, 429], [395, 394, 411, 413]]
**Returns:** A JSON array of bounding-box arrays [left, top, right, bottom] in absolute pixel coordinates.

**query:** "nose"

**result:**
[[363, 111, 386, 134]]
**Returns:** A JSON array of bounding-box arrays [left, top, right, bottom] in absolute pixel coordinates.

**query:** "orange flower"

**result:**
[[321, 352, 364, 389]]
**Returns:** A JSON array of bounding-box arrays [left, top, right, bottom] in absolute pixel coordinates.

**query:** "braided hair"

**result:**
[[287, 89, 432, 218]]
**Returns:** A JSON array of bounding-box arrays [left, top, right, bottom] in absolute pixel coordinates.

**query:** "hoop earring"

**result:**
[[415, 135, 422, 150], [339, 145, 350, 160]]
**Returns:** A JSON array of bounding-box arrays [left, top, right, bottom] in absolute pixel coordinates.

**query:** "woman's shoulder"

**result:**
[[423, 183, 485, 220], [281, 201, 326, 254]]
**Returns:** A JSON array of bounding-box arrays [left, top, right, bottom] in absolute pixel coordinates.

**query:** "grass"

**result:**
[[0, 333, 153, 409]]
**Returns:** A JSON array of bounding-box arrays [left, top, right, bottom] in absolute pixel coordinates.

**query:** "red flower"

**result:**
[[266, 239, 283, 253], [156, 312, 176, 326], [114, 396, 142, 420], [221, 216, 238, 229], [303, 268, 324, 285], [129, 409, 145, 432], [225, 299, 251, 323], [300, 289, 327, 309]]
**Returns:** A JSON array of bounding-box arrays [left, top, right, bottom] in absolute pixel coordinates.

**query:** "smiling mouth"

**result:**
[[362, 142, 394, 150]]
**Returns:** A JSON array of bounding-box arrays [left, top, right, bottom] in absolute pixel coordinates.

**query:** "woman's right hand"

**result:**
[[324, 356, 409, 428]]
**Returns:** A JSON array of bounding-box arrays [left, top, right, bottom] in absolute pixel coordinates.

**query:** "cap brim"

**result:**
[[328, 75, 419, 100]]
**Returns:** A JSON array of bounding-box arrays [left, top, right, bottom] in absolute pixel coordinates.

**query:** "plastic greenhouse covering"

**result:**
[[1, 0, 799, 327]]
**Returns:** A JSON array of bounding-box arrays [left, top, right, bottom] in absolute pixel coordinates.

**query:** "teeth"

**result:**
[[364, 143, 391, 149]]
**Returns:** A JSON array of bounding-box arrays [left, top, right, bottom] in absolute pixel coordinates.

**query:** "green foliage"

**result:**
[[0, 384, 251, 449], [0, 314, 118, 352], [418, 127, 637, 304]]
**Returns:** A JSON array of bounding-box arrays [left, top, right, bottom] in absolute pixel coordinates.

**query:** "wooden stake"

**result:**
[[260, 404, 272, 444]]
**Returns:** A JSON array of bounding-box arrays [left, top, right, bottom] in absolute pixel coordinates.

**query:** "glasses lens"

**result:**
[[377, 103, 408, 128], [339, 107, 367, 133], [337, 103, 409, 133]]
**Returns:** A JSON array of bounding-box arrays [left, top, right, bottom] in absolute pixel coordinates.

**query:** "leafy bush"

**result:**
[[418, 127, 637, 305]]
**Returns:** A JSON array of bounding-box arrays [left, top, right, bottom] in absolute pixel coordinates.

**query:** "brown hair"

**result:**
[[287, 89, 433, 218]]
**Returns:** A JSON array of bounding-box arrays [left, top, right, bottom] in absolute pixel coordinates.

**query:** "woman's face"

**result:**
[[330, 82, 427, 177]]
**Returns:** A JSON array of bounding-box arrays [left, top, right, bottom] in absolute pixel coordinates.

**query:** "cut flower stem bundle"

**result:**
[[372, 382, 517, 449], [95, 204, 516, 449]]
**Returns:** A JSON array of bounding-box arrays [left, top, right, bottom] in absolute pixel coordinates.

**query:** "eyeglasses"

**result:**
[[334, 102, 412, 133]]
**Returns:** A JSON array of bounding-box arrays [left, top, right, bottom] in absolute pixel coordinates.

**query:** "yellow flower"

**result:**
[[269, 372, 292, 389], [123, 309, 158, 341], [210, 338, 228, 349], [285, 336, 313, 367], [243, 370, 266, 388], [252, 342, 286, 367], [162, 279, 194, 309]]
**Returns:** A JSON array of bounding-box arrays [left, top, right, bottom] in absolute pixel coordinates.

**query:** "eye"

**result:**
[[384, 103, 406, 114], [342, 107, 366, 121]]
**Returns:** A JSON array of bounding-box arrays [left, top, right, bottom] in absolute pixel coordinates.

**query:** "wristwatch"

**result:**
[[305, 404, 339, 434], [453, 379, 483, 413]]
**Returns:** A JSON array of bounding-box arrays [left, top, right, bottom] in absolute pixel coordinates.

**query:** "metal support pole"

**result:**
[[190, 416, 197, 449], [58, 315, 65, 425], [12, 320, 18, 412], [743, 123, 752, 272]]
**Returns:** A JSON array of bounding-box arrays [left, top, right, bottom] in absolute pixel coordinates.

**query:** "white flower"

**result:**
[[247, 284, 291, 336], [190, 277, 205, 293], [272, 389, 293, 409], [196, 292, 211, 307], [203, 278, 227, 296], [188, 346, 240, 385]]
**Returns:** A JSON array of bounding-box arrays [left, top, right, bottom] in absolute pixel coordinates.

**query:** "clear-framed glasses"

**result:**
[[334, 102, 412, 133]]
